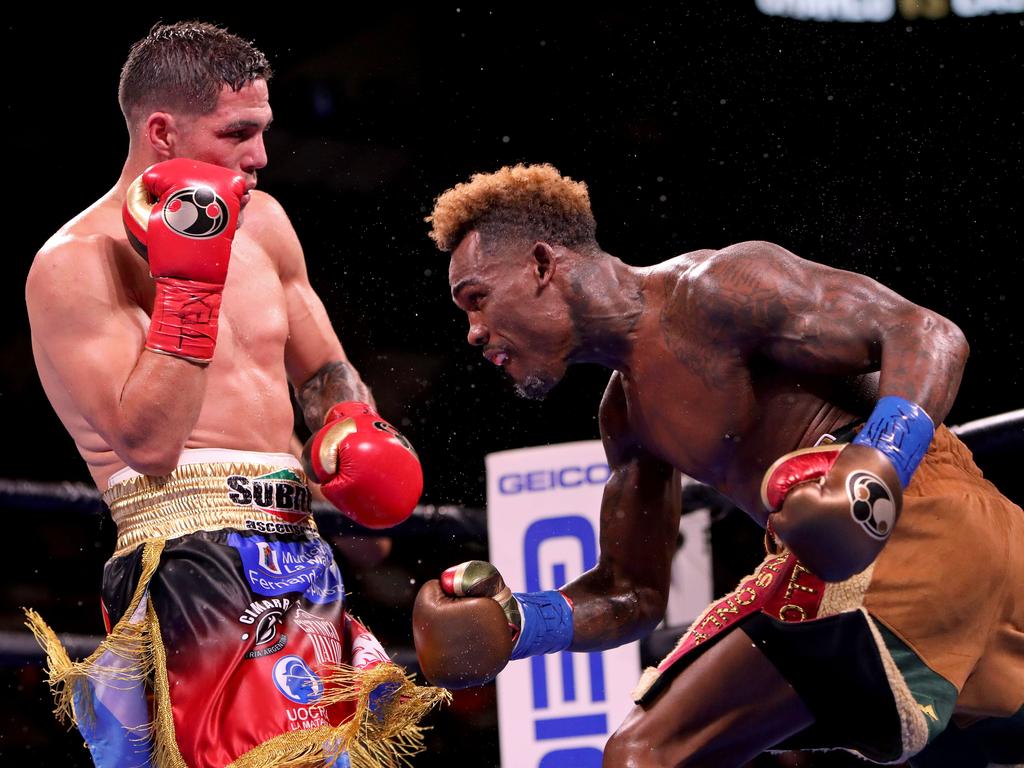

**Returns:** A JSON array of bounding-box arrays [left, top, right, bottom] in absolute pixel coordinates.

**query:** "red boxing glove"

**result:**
[[760, 444, 843, 512], [302, 402, 423, 528], [123, 158, 246, 363]]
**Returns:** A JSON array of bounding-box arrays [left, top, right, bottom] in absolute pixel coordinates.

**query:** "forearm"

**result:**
[[112, 351, 208, 474], [295, 360, 374, 431], [563, 565, 667, 651]]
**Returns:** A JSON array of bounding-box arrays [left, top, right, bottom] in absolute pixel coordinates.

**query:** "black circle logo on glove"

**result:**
[[373, 420, 417, 455], [161, 186, 230, 238], [846, 470, 896, 540]]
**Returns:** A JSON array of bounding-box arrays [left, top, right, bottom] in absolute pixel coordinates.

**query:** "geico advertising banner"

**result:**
[[486, 440, 640, 768]]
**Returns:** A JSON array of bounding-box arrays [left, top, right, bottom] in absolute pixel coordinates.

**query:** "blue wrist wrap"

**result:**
[[510, 590, 574, 660], [852, 395, 935, 487]]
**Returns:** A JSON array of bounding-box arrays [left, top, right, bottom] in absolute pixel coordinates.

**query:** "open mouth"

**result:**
[[484, 348, 509, 367]]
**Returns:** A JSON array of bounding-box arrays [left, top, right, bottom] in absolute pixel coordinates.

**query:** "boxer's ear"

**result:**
[[531, 241, 556, 286], [145, 112, 176, 158]]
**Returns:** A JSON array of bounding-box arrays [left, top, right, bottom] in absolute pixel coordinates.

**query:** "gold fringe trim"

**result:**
[[24, 539, 164, 733], [225, 664, 451, 768], [27, 533, 450, 768], [147, 593, 449, 768], [148, 603, 189, 768]]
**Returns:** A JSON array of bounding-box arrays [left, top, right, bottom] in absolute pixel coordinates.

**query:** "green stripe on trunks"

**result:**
[[876, 622, 958, 744]]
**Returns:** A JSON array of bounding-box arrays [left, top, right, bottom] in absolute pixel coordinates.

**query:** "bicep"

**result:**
[[596, 454, 681, 593], [595, 374, 680, 592], [27, 253, 145, 441], [262, 208, 347, 386], [282, 273, 346, 387]]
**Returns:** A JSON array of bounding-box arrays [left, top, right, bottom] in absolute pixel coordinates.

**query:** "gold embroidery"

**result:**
[[778, 604, 808, 622], [755, 571, 774, 589], [784, 563, 819, 601], [735, 586, 758, 605]]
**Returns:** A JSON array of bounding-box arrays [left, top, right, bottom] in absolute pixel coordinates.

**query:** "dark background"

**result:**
[[3, 5, 1022, 766]]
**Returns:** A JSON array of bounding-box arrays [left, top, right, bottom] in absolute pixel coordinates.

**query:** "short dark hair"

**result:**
[[118, 21, 272, 124]]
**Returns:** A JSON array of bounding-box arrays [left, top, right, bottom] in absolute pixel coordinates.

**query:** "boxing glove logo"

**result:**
[[373, 420, 417, 455], [161, 186, 230, 238], [846, 471, 896, 540]]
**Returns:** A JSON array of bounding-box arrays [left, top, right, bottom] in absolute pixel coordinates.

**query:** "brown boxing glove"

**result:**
[[412, 561, 517, 689], [761, 443, 902, 582]]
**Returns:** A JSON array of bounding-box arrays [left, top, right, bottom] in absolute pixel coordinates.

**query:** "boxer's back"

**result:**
[[27, 190, 296, 489]]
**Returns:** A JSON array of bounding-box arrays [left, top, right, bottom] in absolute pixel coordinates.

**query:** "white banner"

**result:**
[[486, 440, 712, 768]]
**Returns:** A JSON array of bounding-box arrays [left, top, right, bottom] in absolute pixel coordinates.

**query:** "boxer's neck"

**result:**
[[564, 255, 645, 371], [114, 147, 160, 199]]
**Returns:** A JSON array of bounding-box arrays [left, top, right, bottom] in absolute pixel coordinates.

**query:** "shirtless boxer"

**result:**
[[25, 22, 442, 768], [413, 164, 1024, 766]]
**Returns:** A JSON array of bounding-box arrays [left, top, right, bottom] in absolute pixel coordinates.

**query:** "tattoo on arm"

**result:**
[[296, 361, 373, 430]]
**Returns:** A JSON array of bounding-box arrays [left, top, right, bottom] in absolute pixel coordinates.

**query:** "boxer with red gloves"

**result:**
[[26, 22, 442, 768], [427, 165, 1023, 766]]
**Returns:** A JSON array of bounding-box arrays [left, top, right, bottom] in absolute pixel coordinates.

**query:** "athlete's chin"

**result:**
[[511, 371, 559, 401]]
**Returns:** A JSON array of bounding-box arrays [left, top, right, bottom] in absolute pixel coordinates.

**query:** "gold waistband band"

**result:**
[[103, 461, 316, 556]]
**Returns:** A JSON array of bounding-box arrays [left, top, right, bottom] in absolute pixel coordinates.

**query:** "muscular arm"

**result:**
[[563, 373, 682, 651], [246, 192, 374, 431], [692, 241, 969, 423], [27, 235, 207, 476], [694, 242, 969, 578]]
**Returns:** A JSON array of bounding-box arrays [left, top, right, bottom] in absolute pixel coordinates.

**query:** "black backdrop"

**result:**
[[3, 5, 1022, 766]]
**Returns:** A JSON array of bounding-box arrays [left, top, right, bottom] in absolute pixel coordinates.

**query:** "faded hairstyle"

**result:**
[[427, 164, 598, 253], [118, 21, 272, 124]]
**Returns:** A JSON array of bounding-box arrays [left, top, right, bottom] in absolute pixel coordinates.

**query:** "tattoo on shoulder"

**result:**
[[296, 361, 370, 429]]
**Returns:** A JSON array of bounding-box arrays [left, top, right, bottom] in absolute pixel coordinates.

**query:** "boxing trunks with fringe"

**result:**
[[633, 426, 1024, 765], [26, 449, 449, 768]]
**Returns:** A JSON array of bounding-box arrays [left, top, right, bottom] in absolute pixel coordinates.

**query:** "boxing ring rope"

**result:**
[[2, 408, 1020, 668]]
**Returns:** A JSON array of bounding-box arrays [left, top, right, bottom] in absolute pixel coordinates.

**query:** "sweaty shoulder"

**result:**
[[27, 203, 138, 314], [236, 190, 303, 273], [661, 241, 808, 336], [666, 241, 795, 302]]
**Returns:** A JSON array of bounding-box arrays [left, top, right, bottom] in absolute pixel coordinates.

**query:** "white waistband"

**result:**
[[107, 448, 303, 490]]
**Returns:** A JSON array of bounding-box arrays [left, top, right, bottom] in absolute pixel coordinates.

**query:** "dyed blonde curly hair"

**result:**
[[427, 164, 597, 253]]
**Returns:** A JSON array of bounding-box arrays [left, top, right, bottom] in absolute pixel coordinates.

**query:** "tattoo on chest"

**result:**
[[658, 297, 731, 390]]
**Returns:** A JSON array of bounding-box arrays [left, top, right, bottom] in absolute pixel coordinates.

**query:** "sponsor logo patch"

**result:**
[[294, 607, 342, 666], [285, 703, 330, 731], [239, 597, 291, 659], [228, 533, 344, 604], [846, 470, 896, 540], [272, 655, 324, 704], [227, 468, 312, 524], [245, 519, 309, 536]]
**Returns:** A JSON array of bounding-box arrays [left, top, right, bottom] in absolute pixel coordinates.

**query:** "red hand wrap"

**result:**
[[147, 278, 224, 362]]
